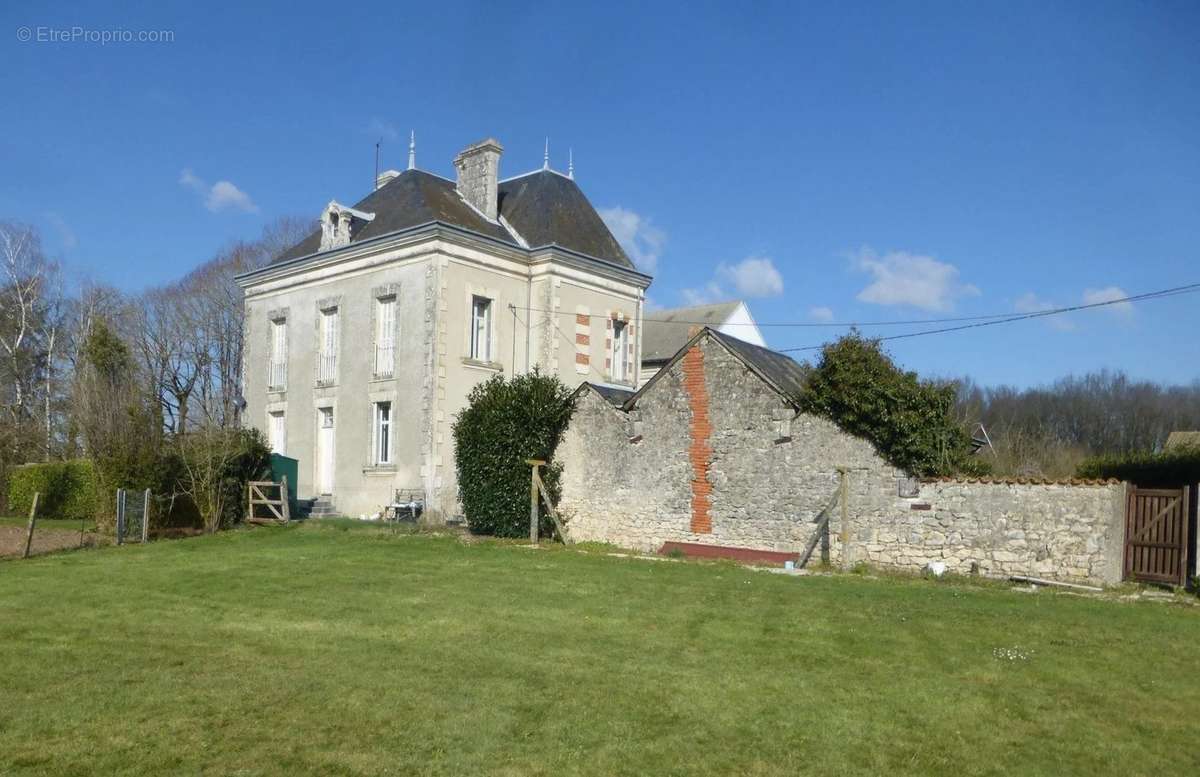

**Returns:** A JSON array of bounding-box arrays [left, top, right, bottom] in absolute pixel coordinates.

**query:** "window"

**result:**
[[611, 319, 630, 382], [373, 401, 392, 465], [375, 296, 396, 378], [269, 318, 287, 389], [269, 411, 286, 454], [318, 307, 339, 383], [470, 296, 492, 362]]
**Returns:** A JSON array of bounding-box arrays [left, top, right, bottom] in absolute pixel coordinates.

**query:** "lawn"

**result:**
[[1, 524, 1197, 776]]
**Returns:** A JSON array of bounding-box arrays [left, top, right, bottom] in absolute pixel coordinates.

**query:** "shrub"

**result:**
[[452, 370, 576, 538], [1077, 445, 1200, 486], [7, 460, 101, 522], [800, 333, 986, 477], [176, 427, 271, 533]]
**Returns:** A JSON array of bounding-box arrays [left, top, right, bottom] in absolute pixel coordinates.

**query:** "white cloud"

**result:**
[[852, 247, 979, 312], [206, 180, 258, 213], [716, 256, 784, 298], [179, 168, 203, 190], [598, 206, 666, 273], [180, 168, 258, 214], [680, 282, 724, 306], [366, 117, 400, 141], [1082, 286, 1133, 315], [1015, 292, 1075, 331], [808, 306, 834, 322]]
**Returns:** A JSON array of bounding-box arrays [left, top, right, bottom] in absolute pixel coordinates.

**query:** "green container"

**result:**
[[270, 454, 299, 513]]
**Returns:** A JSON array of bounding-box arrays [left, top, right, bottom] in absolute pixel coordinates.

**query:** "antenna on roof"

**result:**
[[543, 137, 550, 170], [374, 138, 381, 191], [568, 148, 574, 180], [408, 130, 416, 170]]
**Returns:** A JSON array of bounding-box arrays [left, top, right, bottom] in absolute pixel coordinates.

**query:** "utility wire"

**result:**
[[511, 281, 1200, 330], [776, 283, 1200, 353]]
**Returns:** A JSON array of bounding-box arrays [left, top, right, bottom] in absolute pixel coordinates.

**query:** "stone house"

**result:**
[[639, 300, 764, 387], [559, 328, 1127, 585], [237, 138, 651, 519]]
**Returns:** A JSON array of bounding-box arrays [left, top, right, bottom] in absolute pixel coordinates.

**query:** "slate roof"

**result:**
[[581, 383, 637, 408], [628, 327, 809, 409], [498, 171, 631, 267], [641, 302, 741, 362], [272, 168, 632, 269], [1164, 431, 1200, 450], [707, 330, 810, 405]]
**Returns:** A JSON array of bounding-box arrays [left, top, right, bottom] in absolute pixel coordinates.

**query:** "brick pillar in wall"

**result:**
[[682, 345, 712, 533]]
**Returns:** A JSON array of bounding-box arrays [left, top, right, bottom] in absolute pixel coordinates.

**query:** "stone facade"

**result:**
[[558, 334, 1127, 585]]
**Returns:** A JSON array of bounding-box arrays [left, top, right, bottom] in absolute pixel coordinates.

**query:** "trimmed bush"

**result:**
[[452, 370, 576, 537], [1077, 445, 1200, 486], [800, 333, 987, 477], [8, 460, 101, 522]]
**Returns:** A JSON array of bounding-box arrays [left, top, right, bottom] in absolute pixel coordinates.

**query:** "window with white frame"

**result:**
[[611, 319, 630, 382], [268, 411, 286, 454], [373, 401, 392, 465], [269, 318, 288, 389], [470, 296, 492, 362], [318, 307, 339, 383], [374, 296, 396, 377]]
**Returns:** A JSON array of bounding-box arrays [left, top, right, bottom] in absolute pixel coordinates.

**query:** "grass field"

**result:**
[[1, 522, 1197, 776]]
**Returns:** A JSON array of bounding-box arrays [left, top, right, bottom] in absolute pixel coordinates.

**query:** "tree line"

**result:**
[[955, 371, 1200, 478], [0, 217, 308, 526]]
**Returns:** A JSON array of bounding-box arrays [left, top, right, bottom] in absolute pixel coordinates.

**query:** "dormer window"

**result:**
[[318, 201, 376, 252]]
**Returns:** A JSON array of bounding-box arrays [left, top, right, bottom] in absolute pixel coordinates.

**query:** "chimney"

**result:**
[[376, 169, 401, 190], [453, 138, 503, 220]]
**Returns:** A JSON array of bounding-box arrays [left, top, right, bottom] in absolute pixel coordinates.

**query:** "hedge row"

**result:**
[[8, 460, 102, 522], [1077, 445, 1200, 487]]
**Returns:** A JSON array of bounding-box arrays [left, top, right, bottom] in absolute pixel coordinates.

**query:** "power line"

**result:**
[[776, 283, 1200, 353], [511, 281, 1200, 331]]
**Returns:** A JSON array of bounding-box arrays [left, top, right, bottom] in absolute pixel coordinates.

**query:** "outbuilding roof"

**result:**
[[628, 327, 809, 409], [640, 301, 742, 363], [1164, 431, 1200, 450]]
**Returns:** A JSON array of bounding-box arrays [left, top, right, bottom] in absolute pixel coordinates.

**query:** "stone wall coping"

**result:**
[[919, 476, 1122, 487]]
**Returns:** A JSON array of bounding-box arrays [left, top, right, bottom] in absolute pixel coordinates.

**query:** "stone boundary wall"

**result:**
[[854, 479, 1126, 584], [558, 337, 1128, 585]]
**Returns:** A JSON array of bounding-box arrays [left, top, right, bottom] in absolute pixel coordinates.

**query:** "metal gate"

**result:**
[[1124, 487, 1190, 586]]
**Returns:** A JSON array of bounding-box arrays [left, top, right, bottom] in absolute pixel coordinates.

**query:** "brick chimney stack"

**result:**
[[453, 138, 503, 220]]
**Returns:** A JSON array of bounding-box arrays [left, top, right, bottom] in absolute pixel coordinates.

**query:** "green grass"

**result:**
[[1, 525, 1197, 776]]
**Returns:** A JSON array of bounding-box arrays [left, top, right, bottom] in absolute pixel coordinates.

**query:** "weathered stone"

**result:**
[[558, 334, 1127, 585]]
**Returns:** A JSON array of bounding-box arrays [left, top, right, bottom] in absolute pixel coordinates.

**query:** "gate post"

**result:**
[[142, 489, 151, 543], [116, 489, 126, 546]]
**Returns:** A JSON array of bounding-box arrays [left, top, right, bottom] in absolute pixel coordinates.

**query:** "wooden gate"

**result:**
[[1124, 487, 1190, 586]]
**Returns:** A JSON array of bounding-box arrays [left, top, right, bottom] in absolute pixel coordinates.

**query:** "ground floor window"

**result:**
[[374, 401, 392, 465]]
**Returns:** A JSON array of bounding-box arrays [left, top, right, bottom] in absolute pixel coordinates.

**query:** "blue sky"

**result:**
[[2, 1, 1198, 387]]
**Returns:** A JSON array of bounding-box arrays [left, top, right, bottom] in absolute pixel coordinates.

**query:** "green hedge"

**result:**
[[1077, 445, 1200, 486], [8, 460, 101, 522], [452, 370, 576, 538]]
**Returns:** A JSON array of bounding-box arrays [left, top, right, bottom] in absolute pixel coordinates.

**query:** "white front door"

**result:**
[[316, 408, 335, 495]]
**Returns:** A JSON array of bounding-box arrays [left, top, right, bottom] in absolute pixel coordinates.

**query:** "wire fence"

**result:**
[[5, 488, 159, 560], [115, 488, 152, 545]]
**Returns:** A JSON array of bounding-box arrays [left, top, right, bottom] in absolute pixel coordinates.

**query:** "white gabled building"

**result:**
[[638, 300, 765, 386]]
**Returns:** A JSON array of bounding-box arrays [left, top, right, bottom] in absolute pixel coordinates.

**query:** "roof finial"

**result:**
[[568, 148, 574, 180], [543, 137, 550, 170], [408, 130, 416, 170]]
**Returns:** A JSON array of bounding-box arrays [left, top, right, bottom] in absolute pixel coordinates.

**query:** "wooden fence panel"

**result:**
[[1124, 487, 1190, 586]]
